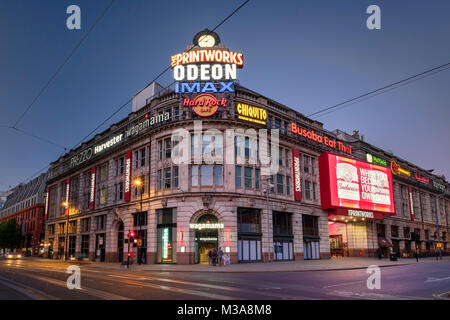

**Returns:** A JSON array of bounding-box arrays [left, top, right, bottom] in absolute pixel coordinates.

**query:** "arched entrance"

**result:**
[[117, 221, 124, 263], [193, 214, 220, 264]]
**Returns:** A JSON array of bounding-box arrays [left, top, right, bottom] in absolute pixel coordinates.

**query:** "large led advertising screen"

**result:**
[[319, 152, 395, 214]]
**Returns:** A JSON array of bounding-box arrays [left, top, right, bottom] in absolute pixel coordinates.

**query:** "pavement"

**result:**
[[22, 255, 450, 273]]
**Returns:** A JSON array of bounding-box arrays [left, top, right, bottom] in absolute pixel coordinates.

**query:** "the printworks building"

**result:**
[[43, 31, 450, 264]]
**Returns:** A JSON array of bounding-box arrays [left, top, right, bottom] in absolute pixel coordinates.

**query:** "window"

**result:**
[[80, 218, 90, 233], [244, 167, 252, 188], [57, 222, 66, 234], [68, 220, 77, 234], [158, 140, 163, 160], [134, 151, 139, 169], [377, 224, 386, 237], [202, 134, 213, 155], [164, 168, 171, 189], [133, 212, 148, 227], [81, 235, 89, 255], [404, 227, 410, 239], [164, 138, 171, 159], [234, 136, 241, 157], [237, 208, 260, 233], [276, 174, 284, 194], [118, 182, 123, 200], [285, 149, 290, 167], [47, 224, 55, 235], [100, 187, 107, 205], [191, 134, 200, 156], [118, 159, 124, 176], [273, 211, 292, 236], [279, 147, 283, 166], [425, 230, 430, 240], [286, 176, 291, 195], [173, 166, 179, 188], [95, 215, 106, 231], [255, 169, 260, 190], [304, 180, 311, 200], [245, 137, 250, 159], [215, 165, 223, 186], [312, 182, 317, 200], [391, 226, 399, 238], [157, 170, 162, 189], [141, 148, 146, 166], [235, 166, 242, 187], [302, 215, 319, 237], [303, 155, 310, 173], [200, 165, 213, 186], [191, 165, 199, 187]]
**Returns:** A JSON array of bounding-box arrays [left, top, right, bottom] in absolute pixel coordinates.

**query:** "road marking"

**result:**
[[329, 290, 433, 300], [0, 275, 59, 300], [425, 276, 450, 283], [323, 280, 365, 288]]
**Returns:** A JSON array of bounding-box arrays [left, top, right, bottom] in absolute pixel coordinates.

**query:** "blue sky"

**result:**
[[1, 0, 449, 188]]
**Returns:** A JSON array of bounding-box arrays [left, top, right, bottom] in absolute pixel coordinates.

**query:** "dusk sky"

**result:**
[[1, 0, 449, 189]]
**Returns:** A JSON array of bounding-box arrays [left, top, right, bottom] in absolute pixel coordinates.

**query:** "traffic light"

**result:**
[[129, 231, 136, 239]]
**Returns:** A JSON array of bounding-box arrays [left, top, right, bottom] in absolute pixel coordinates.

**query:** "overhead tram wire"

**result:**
[[8, 127, 67, 151], [10, 0, 252, 186], [12, 0, 116, 129], [74, 0, 251, 148], [306, 61, 450, 119]]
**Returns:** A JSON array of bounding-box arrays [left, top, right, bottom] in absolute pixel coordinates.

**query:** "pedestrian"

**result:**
[[223, 253, 231, 266], [208, 250, 212, 265], [212, 249, 217, 266], [217, 247, 223, 267], [376, 247, 383, 260], [415, 246, 419, 263]]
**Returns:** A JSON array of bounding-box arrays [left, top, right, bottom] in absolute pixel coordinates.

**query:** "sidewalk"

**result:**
[[29, 255, 450, 273]]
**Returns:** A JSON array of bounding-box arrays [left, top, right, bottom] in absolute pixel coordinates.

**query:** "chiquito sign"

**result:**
[[172, 30, 244, 116]]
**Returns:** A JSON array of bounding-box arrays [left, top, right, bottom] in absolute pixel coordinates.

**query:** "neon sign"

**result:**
[[291, 123, 352, 155], [162, 228, 169, 259], [174, 81, 234, 94], [189, 223, 224, 230], [171, 49, 244, 68], [183, 94, 227, 117], [366, 153, 387, 166], [414, 173, 429, 184], [292, 148, 302, 201], [390, 161, 411, 177], [173, 64, 236, 82], [236, 103, 267, 125], [124, 150, 132, 202]]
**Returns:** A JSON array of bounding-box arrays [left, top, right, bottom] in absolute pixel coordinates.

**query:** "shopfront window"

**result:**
[[237, 208, 261, 234], [156, 208, 177, 264]]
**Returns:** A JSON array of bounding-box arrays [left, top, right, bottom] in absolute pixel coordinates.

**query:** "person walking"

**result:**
[[415, 246, 420, 263], [208, 249, 212, 265], [217, 247, 224, 267], [211, 249, 217, 266], [376, 247, 383, 260]]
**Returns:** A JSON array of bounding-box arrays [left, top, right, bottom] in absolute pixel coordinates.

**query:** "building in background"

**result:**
[[0, 173, 47, 256], [0, 190, 11, 210]]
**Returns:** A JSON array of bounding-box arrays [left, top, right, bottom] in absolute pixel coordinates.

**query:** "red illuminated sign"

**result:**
[[292, 148, 302, 201], [124, 150, 132, 202], [414, 173, 429, 184], [183, 93, 227, 117], [290, 123, 352, 155], [90, 166, 96, 210], [408, 187, 415, 221], [319, 152, 395, 214], [45, 186, 50, 221]]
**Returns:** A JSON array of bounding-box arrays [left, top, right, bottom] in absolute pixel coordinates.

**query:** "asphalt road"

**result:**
[[0, 259, 449, 300]]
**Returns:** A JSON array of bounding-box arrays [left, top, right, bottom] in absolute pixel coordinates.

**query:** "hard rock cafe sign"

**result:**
[[183, 94, 227, 117]]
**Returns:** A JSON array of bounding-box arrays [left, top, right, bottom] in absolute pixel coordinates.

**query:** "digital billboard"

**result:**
[[319, 152, 395, 214]]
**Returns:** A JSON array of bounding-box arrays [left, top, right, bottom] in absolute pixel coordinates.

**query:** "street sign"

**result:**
[[137, 239, 142, 247], [436, 243, 442, 248]]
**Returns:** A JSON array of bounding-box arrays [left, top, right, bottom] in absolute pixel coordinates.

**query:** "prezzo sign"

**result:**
[[89, 166, 96, 210], [124, 150, 132, 202], [319, 152, 395, 214], [292, 148, 302, 201], [290, 123, 352, 155]]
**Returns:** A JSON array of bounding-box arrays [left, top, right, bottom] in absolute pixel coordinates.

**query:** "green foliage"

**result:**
[[0, 219, 23, 250]]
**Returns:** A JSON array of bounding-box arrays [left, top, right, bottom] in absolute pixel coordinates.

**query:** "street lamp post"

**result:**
[[433, 195, 443, 260], [62, 201, 69, 261]]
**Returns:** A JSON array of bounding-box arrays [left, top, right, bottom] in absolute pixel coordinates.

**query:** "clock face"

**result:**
[[198, 34, 216, 47]]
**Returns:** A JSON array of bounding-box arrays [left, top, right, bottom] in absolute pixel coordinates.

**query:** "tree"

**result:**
[[0, 219, 23, 250]]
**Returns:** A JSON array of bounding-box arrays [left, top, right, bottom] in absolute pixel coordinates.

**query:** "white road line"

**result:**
[[425, 276, 450, 283], [0, 275, 59, 300], [323, 280, 365, 288]]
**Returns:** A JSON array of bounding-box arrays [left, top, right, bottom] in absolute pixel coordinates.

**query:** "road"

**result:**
[[0, 259, 449, 300]]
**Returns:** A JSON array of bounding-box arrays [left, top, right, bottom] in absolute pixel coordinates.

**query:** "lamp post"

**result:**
[[133, 178, 144, 212], [265, 177, 274, 263], [434, 194, 443, 260], [62, 201, 69, 261]]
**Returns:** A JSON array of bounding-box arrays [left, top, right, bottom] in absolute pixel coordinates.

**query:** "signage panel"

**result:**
[[408, 186, 415, 221], [319, 152, 395, 214], [292, 148, 302, 201], [90, 166, 96, 210], [124, 150, 132, 202]]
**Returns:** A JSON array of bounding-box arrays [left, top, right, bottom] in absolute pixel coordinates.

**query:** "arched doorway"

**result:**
[[117, 222, 124, 263], [194, 214, 220, 264]]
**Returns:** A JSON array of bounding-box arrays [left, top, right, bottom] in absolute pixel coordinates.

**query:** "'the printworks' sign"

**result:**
[[292, 148, 302, 202]]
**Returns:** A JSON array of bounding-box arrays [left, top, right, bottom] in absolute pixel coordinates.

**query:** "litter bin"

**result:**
[[389, 252, 397, 261]]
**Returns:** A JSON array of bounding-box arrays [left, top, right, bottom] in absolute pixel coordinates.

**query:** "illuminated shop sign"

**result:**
[[390, 161, 411, 177], [173, 64, 237, 82], [171, 50, 244, 68], [71, 148, 93, 168], [124, 150, 132, 202], [414, 173, 429, 184], [44, 187, 50, 220], [292, 148, 302, 201], [319, 152, 395, 214], [65, 178, 70, 215], [183, 94, 227, 117], [89, 166, 96, 210], [126, 112, 170, 138], [366, 153, 387, 166], [94, 134, 123, 155], [291, 123, 352, 155], [432, 181, 446, 191], [162, 227, 169, 259], [189, 223, 224, 230], [408, 186, 415, 221], [236, 103, 267, 125], [348, 210, 374, 219], [174, 81, 234, 94]]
